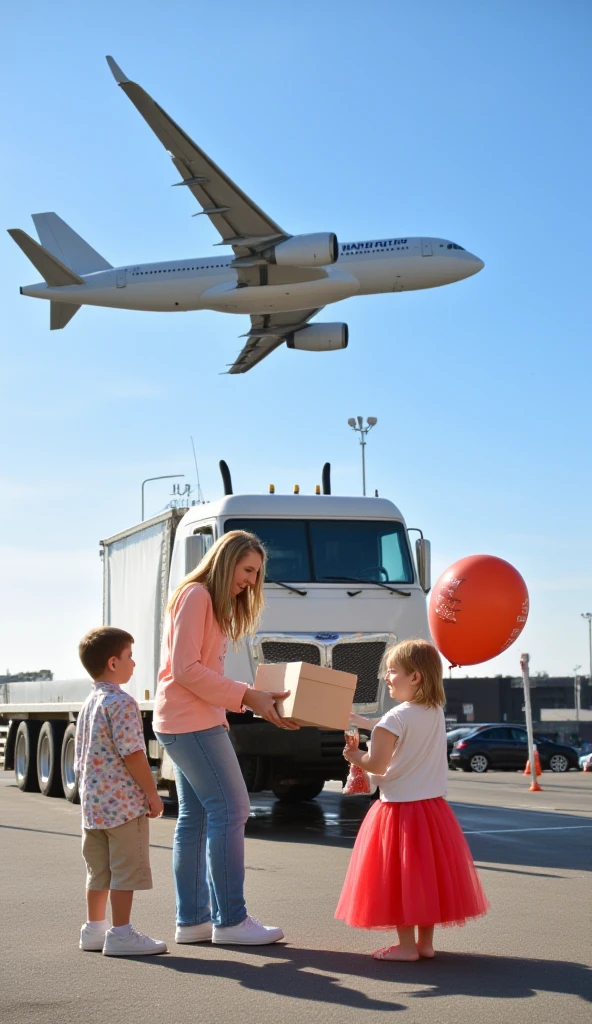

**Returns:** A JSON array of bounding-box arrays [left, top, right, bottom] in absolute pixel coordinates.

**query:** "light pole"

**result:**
[[347, 416, 377, 496], [581, 612, 592, 695], [141, 474, 184, 521], [573, 664, 581, 725]]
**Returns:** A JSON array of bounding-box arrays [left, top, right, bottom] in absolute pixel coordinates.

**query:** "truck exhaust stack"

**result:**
[[322, 462, 331, 495], [219, 460, 233, 495]]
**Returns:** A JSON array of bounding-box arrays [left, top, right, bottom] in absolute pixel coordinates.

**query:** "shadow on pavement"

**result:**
[[137, 946, 592, 1006], [134, 949, 404, 1012]]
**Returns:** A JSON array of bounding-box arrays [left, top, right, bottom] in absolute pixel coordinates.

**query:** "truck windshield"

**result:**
[[223, 518, 414, 584]]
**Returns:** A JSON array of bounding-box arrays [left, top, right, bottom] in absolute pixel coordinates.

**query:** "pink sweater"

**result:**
[[154, 584, 248, 734]]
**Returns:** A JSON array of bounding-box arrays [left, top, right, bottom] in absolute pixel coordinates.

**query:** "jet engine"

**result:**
[[263, 233, 338, 267], [286, 323, 348, 352]]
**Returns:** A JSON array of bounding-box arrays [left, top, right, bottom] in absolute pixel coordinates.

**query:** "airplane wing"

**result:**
[[106, 57, 287, 256], [227, 308, 322, 375]]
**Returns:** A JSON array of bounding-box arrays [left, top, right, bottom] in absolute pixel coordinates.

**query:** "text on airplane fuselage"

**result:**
[[341, 239, 409, 251]]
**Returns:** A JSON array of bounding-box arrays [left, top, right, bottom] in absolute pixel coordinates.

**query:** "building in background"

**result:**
[[444, 675, 592, 747]]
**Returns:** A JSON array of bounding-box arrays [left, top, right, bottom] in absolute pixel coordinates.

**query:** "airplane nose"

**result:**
[[465, 253, 484, 276]]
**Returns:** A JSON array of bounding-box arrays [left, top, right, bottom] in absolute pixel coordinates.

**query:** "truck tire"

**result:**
[[271, 779, 325, 802], [37, 721, 67, 797], [60, 724, 80, 803], [15, 721, 41, 792]]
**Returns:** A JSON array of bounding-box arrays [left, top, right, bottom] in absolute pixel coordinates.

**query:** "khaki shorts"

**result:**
[[82, 814, 152, 891]]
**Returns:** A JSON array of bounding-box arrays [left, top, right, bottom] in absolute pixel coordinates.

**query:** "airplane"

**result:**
[[8, 57, 484, 375]]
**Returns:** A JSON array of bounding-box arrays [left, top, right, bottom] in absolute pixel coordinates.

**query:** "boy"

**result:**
[[75, 626, 167, 955]]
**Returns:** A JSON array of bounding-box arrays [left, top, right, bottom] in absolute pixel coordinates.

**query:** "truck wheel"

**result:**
[[271, 779, 325, 802], [61, 724, 80, 803], [37, 721, 67, 797], [15, 721, 41, 792]]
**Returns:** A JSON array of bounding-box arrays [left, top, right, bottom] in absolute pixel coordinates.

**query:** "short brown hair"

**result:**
[[78, 627, 134, 680], [383, 639, 445, 708]]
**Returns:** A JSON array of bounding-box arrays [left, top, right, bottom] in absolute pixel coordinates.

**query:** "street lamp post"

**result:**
[[581, 612, 592, 696], [347, 416, 377, 496], [573, 664, 581, 726], [141, 474, 184, 521]]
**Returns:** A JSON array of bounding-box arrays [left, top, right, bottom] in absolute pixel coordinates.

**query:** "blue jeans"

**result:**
[[155, 726, 250, 927]]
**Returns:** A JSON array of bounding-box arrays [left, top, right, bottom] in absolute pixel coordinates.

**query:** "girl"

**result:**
[[154, 530, 299, 947], [335, 638, 488, 961]]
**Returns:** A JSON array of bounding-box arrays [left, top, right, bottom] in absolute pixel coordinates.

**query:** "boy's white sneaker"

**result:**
[[175, 922, 213, 944], [102, 926, 167, 956], [79, 923, 109, 951], [212, 915, 284, 945]]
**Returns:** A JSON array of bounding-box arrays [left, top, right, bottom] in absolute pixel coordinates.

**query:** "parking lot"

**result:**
[[1, 769, 591, 1024]]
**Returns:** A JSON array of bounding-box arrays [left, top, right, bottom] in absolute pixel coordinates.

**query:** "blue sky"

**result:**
[[1, 1, 591, 680]]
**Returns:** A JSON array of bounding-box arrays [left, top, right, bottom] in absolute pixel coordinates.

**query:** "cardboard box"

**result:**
[[254, 661, 358, 730]]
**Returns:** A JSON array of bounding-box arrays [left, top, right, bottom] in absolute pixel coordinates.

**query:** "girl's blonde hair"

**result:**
[[382, 638, 446, 708], [167, 530, 266, 642]]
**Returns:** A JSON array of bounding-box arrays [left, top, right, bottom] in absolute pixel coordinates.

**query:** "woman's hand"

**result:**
[[241, 688, 300, 730]]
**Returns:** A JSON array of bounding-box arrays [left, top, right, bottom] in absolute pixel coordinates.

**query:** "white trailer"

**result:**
[[1, 463, 431, 802]]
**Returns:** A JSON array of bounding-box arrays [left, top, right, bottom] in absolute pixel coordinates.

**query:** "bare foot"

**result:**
[[372, 944, 420, 962], [417, 944, 436, 958]]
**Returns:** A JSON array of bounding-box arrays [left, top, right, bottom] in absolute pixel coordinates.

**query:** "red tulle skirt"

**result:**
[[335, 797, 489, 930]]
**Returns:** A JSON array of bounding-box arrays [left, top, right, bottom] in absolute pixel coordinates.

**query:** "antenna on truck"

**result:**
[[219, 460, 233, 495], [322, 462, 331, 495], [190, 436, 204, 503]]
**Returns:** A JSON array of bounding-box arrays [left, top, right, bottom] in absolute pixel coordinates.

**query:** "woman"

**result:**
[[154, 530, 298, 946]]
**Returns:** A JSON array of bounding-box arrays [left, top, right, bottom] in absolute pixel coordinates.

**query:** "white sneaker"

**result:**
[[79, 923, 108, 951], [212, 915, 284, 946], [102, 926, 167, 956], [175, 922, 213, 944]]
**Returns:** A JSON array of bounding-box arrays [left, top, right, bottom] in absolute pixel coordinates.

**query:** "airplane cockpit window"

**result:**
[[447, 243, 465, 250]]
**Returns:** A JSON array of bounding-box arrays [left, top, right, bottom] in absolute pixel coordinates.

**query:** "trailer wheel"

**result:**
[[61, 724, 79, 803], [37, 721, 67, 797], [271, 779, 325, 802], [15, 721, 41, 792]]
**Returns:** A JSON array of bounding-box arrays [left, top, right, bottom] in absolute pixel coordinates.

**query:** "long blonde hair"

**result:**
[[168, 530, 266, 642], [382, 638, 446, 708]]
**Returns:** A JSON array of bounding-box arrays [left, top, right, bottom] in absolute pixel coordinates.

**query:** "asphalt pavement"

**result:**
[[1, 769, 591, 1024]]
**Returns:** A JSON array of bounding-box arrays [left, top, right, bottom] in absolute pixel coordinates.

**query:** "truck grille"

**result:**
[[332, 641, 386, 704], [260, 641, 321, 666], [258, 637, 386, 705]]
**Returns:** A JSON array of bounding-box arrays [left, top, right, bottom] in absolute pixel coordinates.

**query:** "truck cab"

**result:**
[[170, 492, 430, 717]]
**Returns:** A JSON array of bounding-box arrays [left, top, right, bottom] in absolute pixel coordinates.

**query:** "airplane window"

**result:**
[[447, 243, 466, 250]]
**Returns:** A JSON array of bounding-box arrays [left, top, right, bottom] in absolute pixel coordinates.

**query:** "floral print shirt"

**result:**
[[74, 682, 148, 829]]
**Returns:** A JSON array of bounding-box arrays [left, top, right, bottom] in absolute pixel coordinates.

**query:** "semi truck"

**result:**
[[1, 462, 431, 803]]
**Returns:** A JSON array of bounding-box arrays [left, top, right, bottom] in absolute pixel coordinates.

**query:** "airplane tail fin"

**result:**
[[32, 213, 112, 274], [50, 301, 81, 330], [7, 229, 85, 286]]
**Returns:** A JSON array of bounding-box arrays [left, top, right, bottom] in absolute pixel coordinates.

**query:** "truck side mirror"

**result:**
[[415, 538, 431, 594], [185, 534, 211, 573]]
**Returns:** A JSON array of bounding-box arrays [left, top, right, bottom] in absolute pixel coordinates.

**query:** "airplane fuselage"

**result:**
[[21, 236, 483, 316]]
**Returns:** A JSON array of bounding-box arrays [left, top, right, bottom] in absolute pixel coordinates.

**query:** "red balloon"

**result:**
[[428, 555, 529, 667]]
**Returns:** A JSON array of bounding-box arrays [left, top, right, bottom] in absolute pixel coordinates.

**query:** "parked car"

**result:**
[[449, 724, 580, 773], [446, 726, 484, 764]]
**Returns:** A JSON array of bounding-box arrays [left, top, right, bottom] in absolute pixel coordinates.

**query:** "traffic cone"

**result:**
[[524, 748, 543, 790]]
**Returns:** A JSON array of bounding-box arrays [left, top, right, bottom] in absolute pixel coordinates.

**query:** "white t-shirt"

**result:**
[[370, 702, 448, 803]]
